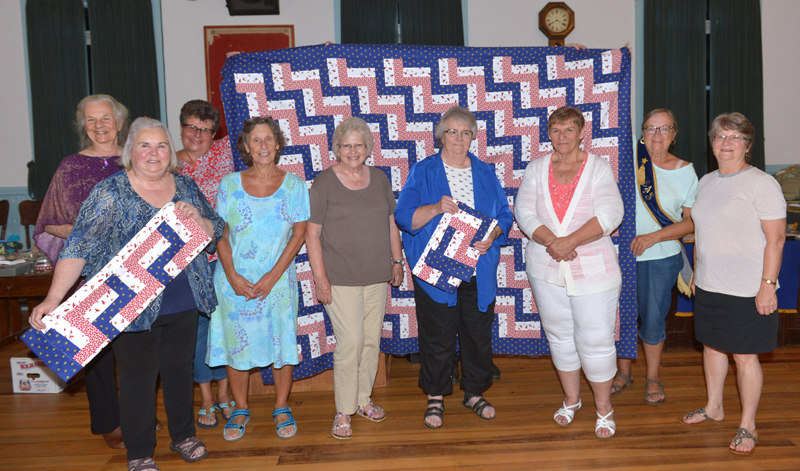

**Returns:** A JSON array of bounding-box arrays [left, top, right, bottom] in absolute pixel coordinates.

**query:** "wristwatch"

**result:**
[[392, 259, 405, 266]]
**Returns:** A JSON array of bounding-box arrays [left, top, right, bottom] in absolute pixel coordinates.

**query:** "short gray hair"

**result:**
[[74, 94, 129, 150], [434, 106, 478, 148], [120, 117, 179, 172], [331, 117, 374, 161], [708, 112, 755, 163]]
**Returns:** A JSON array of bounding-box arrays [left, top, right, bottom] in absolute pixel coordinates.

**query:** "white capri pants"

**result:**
[[529, 277, 619, 383]]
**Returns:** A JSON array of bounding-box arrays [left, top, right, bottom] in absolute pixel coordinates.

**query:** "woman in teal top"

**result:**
[[611, 109, 698, 405], [206, 117, 309, 442]]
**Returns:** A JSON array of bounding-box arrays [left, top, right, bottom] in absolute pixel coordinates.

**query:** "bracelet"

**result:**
[[762, 277, 776, 285], [392, 259, 405, 266]]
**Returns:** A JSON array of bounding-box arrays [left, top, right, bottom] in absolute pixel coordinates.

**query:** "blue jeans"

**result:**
[[636, 252, 682, 345], [193, 312, 228, 383], [193, 262, 227, 384]]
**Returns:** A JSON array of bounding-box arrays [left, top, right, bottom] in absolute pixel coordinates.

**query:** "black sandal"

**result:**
[[169, 437, 208, 463], [462, 392, 495, 420], [424, 398, 444, 429]]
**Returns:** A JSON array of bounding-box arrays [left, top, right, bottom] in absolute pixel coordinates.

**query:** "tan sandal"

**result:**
[[610, 372, 633, 397], [644, 379, 666, 406]]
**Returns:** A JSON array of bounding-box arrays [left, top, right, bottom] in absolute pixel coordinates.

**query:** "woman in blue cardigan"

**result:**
[[395, 106, 513, 429]]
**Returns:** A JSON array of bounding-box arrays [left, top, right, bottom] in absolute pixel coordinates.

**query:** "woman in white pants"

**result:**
[[515, 106, 624, 438]]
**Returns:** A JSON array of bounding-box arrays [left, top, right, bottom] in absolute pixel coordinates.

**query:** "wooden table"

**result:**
[[0, 273, 51, 348]]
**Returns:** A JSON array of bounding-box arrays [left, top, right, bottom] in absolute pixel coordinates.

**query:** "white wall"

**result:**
[[762, 0, 800, 167], [160, 0, 335, 135], [466, 0, 637, 129], [467, 0, 633, 50], [1, 0, 32, 188], [2, 0, 797, 192]]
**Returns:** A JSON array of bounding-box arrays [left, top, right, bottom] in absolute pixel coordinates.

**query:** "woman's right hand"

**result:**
[[314, 275, 333, 305], [434, 195, 460, 215], [227, 272, 256, 300], [29, 297, 62, 331]]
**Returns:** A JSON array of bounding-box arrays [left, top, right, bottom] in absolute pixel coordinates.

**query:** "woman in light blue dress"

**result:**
[[207, 116, 309, 442]]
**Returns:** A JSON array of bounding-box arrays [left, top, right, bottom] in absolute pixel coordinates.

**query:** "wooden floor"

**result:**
[[1, 340, 799, 470]]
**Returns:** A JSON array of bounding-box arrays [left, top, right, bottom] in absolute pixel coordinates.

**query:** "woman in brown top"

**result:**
[[306, 117, 404, 439]]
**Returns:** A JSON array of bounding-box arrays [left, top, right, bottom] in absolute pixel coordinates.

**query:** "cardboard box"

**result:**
[[10, 349, 73, 394]]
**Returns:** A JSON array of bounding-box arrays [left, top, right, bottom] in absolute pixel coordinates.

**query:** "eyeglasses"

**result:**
[[338, 143, 366, 151], [443, 129, 474, 139], [643, 126, 674, 135], [181, 123, 214, 137], [713, 134, 748, 143]]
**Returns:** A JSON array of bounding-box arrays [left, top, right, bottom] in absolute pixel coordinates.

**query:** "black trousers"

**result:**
[[112, 309, 198, 460], [84, 345, 121, 434], [413, 278, 494, 396]]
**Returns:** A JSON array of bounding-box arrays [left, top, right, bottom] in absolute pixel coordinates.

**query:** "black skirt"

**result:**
[[694, 287, 778, 354]]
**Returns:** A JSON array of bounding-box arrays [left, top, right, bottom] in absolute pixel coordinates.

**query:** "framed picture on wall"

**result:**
[[204, 25, 294, 139]]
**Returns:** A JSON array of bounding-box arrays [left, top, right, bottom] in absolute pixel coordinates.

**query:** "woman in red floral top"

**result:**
[[177, 100, 235, 429]]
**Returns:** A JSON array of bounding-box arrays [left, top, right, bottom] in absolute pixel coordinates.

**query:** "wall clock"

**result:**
[[539, 2, 575, 47]]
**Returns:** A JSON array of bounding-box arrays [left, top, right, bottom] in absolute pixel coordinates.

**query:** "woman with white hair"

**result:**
[[306, 117, 404, 439], [395, 105, 513, 429], [32, 94, 133, 449], [31, 117, 224, 471]]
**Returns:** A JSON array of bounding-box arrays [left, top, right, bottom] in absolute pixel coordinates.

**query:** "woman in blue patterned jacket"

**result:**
[[30, 117, 224, 471]]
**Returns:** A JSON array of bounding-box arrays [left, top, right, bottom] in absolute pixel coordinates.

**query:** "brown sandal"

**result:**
[[127, 458, 159, 471], [169, 437, 207, 463]]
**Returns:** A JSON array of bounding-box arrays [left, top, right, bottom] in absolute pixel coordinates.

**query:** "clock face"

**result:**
[[545, 7, 570, 33]]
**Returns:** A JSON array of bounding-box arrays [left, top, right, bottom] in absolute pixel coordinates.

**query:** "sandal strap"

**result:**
[[274, 408, 296, 431], [683, 407, 719, 422], [463, 393, 493, 418], [230, 409, 250, 419], [171, 437, 203, 454], [128, 458, 159, 471], [554, 399, 582, 422], [424, 400, 444, 419], [332, 412, 351, 430], [595, 410, 616, 433], [733, 427, 758, 445]]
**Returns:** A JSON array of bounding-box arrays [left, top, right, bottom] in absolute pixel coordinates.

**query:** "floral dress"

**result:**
[[206, 172, 310, 370]]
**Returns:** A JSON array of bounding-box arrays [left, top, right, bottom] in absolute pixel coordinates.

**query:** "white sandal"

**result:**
[[331, 412, 352, 440], [595, 409, 616, 439], [553, 399, 581, 427]]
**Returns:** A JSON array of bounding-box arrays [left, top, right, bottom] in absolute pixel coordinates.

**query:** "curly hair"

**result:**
[[237, 116, 286, 167]]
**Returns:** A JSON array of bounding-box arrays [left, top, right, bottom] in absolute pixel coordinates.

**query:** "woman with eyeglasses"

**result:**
[[611, 109, 698, 406], [395, 105, 513, 429], [306, 117, 404, 439], [681, 113, 785, 456], [515, 105, 624, 438], [175, 100, 236, 431]]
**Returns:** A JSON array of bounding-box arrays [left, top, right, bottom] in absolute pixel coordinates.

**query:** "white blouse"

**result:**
[[515, 153, 624, 296]]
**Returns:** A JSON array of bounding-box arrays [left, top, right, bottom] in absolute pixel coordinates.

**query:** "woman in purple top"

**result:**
[[31, 94, 139, 449]]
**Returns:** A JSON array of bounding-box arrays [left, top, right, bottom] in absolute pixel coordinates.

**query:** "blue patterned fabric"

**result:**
[[206, 172, 310, 371], [61, 171, 224, 332]]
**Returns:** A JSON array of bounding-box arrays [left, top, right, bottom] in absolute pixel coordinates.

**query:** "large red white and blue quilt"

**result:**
[[219, 44, 636, 382]]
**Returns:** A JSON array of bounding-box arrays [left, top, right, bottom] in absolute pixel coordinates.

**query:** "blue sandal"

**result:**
[[196, 405, 219, 429], [217, 400, 235, 420], [223, 409, 250, 442], [273, 407, 297, 439]]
